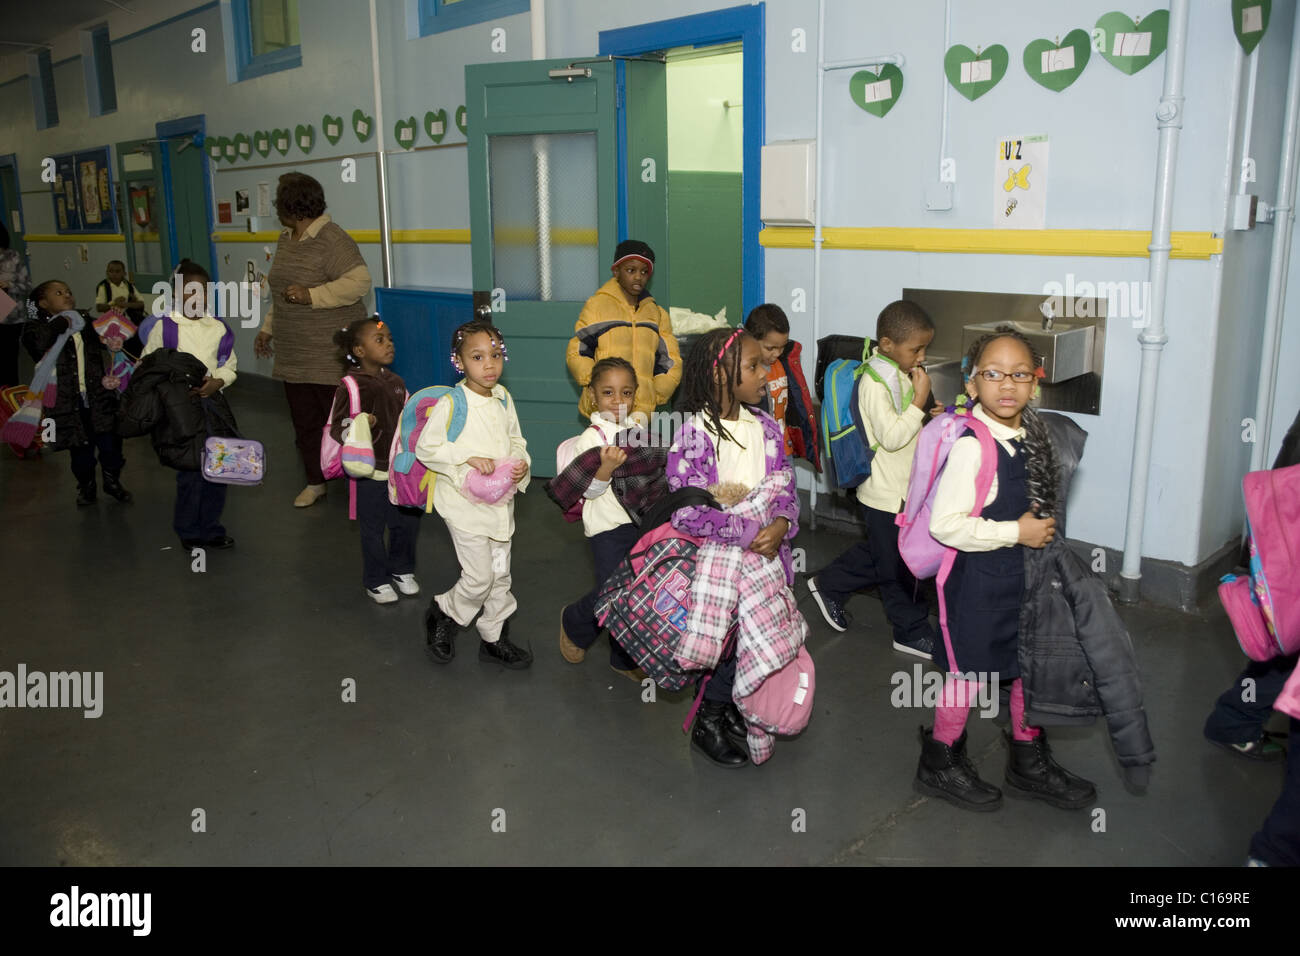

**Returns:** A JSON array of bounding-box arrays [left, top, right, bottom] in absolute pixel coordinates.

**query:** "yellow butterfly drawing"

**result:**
[[1003, 164, 1032, 192]]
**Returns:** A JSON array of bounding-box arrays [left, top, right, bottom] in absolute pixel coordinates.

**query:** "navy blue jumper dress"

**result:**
[[936, 437, 1028, 680]]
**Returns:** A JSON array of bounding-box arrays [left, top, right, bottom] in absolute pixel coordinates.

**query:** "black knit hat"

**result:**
[[612, 239, 655, 274]]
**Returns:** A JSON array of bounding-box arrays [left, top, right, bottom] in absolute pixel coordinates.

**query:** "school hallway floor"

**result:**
[[0, 376, 1285, 867]]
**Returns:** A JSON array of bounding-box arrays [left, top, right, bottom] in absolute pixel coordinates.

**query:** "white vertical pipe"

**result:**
[[532, 0, 553, 301], [1250, 6, 1300, 471], [809, 0, 827, 528], [1238, 49, 1259, 195], [1117, 0, 1189, 603], [368, 0, 393, 287]]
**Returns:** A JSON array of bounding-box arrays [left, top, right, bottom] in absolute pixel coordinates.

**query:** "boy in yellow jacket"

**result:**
[[566, 240, 682, 420]]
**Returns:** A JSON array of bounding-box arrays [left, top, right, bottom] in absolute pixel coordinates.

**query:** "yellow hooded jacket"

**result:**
[[566, 277, 683, 417]]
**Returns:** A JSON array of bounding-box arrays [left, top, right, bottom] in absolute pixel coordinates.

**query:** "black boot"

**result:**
[[722, 701, 749, 751], [101, 473, 133, 503], [691, 700, 749, 768], [76, 481, 97, 507], [478, 621, 533, 669], [1004, 730, 1097, 809], [424, 600, 456, 664], [914, 726, 1003, 811]]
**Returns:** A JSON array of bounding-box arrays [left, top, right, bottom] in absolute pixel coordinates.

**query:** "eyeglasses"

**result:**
[[972, 369, 1036, 383]]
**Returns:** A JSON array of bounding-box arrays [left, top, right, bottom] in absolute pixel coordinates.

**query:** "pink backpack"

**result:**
[[319, 375, 362, 519], [1218, 463, 1300, 661], [896, 410, 997, 580]]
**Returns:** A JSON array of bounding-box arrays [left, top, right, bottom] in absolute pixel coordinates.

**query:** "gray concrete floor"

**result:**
[[0, 375, 1287, 866]]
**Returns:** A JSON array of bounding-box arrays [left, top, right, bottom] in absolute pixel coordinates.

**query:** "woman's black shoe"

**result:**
[[478, 624, 533, 669], [424, 600, 456, 663], [102, 475, 132, 503], [1004, 730, 1097, 809], [914, 726, 1003, 811], [691, 700, 749, 768]]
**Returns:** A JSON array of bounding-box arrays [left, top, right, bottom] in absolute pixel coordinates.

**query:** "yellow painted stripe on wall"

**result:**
[[24, 233, 127, 243], [758, 227, 1223, 260], [210, 228, 474, 244]]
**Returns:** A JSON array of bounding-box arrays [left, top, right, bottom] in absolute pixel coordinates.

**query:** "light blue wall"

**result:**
[[0, 0, 1296, 570]]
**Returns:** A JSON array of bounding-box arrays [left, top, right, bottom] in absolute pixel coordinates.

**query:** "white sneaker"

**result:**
[[366, 584, 399, 604], [391, 573, 420, 596]]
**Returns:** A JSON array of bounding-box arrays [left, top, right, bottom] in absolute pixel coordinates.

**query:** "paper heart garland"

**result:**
[[353, 109, 374, 142], [1232, 0, 1270, 55], [232, 133, 252, 161], [849, 65, 903, 117], [253, 131, 271, 157], [322, 114, 343, 145], [455, 106, 467, 135], [944, 44, 1009, 101], [1095, 10, 1169, 75], [207, 137, 226, 162], [394, 117, 418, 150], [295, 123, 315, 154], [1023, 30, 1091, 92], [271, 128, 291, 156], [425, 108, 448, 144]]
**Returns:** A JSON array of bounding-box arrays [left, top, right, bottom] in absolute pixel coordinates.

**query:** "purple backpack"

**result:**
[[1219, 463, 1300, 661]]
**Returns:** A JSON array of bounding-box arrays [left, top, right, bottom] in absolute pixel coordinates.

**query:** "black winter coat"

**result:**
[[1018, 413, 1156, 775], [20, 310, 118, 450], [117, 349, 239, 471]]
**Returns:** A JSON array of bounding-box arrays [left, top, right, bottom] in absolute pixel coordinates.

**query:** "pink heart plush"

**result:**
[[461, 457, 523, 505]]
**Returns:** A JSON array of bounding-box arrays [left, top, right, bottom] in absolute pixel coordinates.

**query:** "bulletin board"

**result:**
[[49, 146, 119, 235]]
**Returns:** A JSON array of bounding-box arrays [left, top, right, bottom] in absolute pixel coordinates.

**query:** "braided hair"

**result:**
[[962, 324, 1060, 518], [674, 326, 751, 448], [450, 318, 507, 373], [333, 316, 379, 371], [588, 355, 638, 391]]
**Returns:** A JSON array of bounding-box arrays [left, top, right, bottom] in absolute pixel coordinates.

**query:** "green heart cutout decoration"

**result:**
[[848, 65, 903, 117], [1023, 30, 1091, 92], [295, 123, 315, 154], [253, 131, 271, 158], [424, 108, 448, 144], [1232, 0, 1270, 55], [353, 108, 374, 142], [232, 133, 252, 161], [207, 137, 225, 163], [322, 114, 343, 145], [394, 117, 418, 150], [271, 128, 291, 157], [224, 137, 239, 162], [1095, 10, 1169, 75], [455, 106, 467, 135], [943, 44, 1009, 101]]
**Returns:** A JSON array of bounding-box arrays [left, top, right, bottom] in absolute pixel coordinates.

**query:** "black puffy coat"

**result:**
[[20, 310, 118, 450], [117, 348, 239, 471], [1018, 413, 1156, 774]]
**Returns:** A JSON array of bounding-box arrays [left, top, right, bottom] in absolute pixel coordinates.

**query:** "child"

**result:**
[[668, 327, 802, 767], [566, 239, 682, 422], [745, 303, 819, 467], [916, 326, 1095, 811], [329, 317, 421, 604], [95, 259, 146, 322], [807, 300, 937, 658], [139, 260, 237, 548], [557, 356, 647, 679], [19, 279, 130, 506], [420, 319, 533, 668]]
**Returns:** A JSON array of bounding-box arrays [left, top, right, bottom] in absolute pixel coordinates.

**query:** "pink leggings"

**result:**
[[933, 675, 1041, 745]]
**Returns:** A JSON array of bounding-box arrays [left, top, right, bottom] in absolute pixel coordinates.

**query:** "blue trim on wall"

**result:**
[[615, 59, 628, 242], [417, 0, 529, 36], [230, 0, 302, 82], [155, 115, 216, 278], [599, 3, 765, 318], [115, 2, 219, 46]]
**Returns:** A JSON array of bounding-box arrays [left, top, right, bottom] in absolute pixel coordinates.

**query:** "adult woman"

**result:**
[[254, 172, 372, 507], [0, 222, 32, 388]]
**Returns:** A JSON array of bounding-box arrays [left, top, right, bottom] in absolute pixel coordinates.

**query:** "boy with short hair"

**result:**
[[745, 302, 818, 467], [95, 260, 145, 321], [566, 239, 682, 422], [808, 300, 937, 659]]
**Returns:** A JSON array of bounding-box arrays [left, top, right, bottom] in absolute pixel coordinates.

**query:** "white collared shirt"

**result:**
[[573, 412, 633, 537], [142, 312, 238, 387], [929, 403, 1028, 552]]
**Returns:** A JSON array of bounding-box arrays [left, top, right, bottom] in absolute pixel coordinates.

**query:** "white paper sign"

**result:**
[[327, 122, 340, 139], [257, 182, 271, 217], [399, 126, 413, 142], [961, 59, 993, 83], [299, 134, 309, 148], [1112, 32, 1152, 57], [1242, 6, 1264, 33], [1041, 46, 1076, 73], [276, 136, 288, 152], [862, 79, 893, 103], [994, 135, 1048, 230], [430, 120, 445, 135], [356, 120, 369, 137], [239, 140, 250, 156]]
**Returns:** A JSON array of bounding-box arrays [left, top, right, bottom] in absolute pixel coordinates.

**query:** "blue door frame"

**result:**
[[155, 114, 217, 278], [599, 3, 765, 319]]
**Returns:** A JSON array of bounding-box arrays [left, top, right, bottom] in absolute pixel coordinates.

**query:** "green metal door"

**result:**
[[166, 137, 213, 276], [116, 139, 169, 296], [466, 58, 619, 476]]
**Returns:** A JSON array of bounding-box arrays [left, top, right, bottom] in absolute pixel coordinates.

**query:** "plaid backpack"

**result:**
[[595, 523, 706, 691]]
